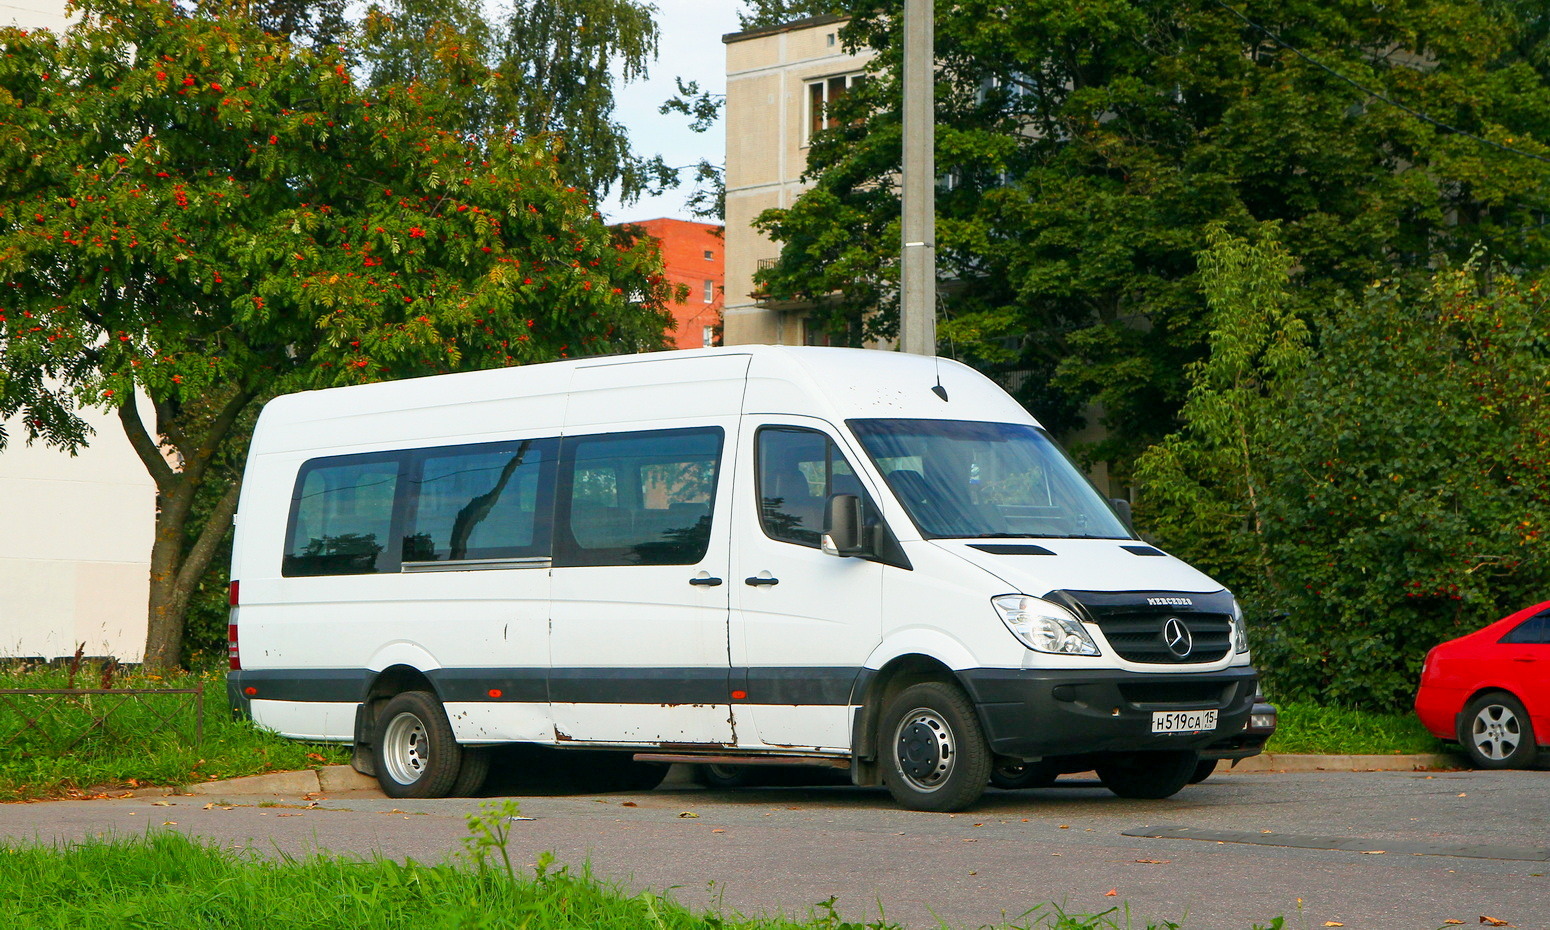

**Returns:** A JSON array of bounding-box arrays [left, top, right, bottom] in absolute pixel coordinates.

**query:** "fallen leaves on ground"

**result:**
[[1479, 918, 1511, 927]]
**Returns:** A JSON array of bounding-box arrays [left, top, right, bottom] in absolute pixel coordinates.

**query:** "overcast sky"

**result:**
[[597, 0, 744, 226]]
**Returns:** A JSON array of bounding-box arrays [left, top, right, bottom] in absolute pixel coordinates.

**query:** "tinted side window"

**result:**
[[757, 427, 863, 549], [555, 427, 722, 567], [284, 456, 401, 576], [402, 439, 554, 563], [1501, 611, 1550, 644]]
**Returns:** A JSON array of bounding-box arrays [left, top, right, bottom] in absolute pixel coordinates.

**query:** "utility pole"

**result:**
[[899, 0, 936, 356]]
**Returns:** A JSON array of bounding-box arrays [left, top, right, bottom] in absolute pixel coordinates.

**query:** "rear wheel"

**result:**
[[1460, 692, 1538, 769], [1095, 750, 1199, 799], [451, 746, 491, 797], [373, 691, 464, 799], [989, 759, 1059, 790], [879, 681, 991, 812], [695, 764, 756, 789], [1188, 758, 1219, 784]]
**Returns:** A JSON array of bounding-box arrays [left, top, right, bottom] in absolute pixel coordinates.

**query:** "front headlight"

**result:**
[[991, 595, 1101, 656], [1230, 598, 1250, 654]]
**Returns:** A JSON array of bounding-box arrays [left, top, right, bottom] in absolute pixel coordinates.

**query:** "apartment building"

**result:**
[[721, 15, 874, 347], [626, 218, 725, 349]]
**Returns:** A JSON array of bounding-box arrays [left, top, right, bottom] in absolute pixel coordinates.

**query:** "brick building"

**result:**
[[628, 217, 725, 349]]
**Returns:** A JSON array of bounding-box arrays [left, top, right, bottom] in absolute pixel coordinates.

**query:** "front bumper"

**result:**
[[958, 665, 1259, 760]]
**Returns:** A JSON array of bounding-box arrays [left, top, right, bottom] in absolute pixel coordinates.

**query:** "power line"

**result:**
[[1209, 0, 1550, 166]]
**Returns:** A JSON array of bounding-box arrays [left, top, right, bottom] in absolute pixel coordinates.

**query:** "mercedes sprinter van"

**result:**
[[227, 346, 1258, 810]]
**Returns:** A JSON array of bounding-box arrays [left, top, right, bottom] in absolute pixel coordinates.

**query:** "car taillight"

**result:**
[[227, 580, 241, 671]]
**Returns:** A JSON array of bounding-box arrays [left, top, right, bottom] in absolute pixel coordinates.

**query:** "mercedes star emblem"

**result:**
[[1162, 617, 1193, 658]]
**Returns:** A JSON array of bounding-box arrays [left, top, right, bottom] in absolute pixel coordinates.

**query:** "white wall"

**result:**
[[3, 0, 72, 31], [0, 398, 155, 662], [0, 2, 147, 662]]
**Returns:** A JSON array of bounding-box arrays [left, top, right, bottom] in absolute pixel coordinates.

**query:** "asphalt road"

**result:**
[[3, 767, 1547, 930]]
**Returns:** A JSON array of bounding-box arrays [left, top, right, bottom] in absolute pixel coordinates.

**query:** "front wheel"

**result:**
[[1095, 750, 1199, 799], [373, 691, 464, 799], [879, 681, 991, 812], [1460, 692, 1538, 769]]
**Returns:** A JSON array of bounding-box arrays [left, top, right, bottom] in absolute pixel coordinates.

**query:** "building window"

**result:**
[[703, 249, 714, 261], [701, 325, 715, 348], [826, 32, 836, 47], [703, 279, 715, 303], [807, 73, 866, 142]]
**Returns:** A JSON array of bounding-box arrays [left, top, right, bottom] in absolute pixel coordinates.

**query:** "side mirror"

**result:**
[[1109, 498, 1134, 530], [821, 494, 867, 557]]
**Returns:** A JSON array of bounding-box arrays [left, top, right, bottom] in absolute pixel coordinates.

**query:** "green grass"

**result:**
[[1264, 701, 1452, 756], [0, 831, 1282, 930], [0, 663, 348, 801]]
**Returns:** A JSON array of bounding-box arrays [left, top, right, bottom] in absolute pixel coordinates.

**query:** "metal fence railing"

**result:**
[[0, 686, 204, 756]]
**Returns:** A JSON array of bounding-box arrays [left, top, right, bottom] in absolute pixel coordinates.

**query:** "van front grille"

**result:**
[[1050, 589, 1236, 666]]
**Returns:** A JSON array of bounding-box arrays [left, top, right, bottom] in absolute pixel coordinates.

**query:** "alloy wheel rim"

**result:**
[[1471, 704, 1521, 761], [383, 711, 430, 785]]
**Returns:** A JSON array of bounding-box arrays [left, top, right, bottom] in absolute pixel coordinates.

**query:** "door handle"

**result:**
[[744, 576, 780, 587], [689, 576, 724, 586]]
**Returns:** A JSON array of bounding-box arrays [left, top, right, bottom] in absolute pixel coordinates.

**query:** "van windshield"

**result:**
[[848, 419, 1132, 540]]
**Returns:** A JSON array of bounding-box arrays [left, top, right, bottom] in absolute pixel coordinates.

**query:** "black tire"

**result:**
[[1459, 692, 1539, 769], [451, 746, 491, 797], [373, 691, 464, 799], [1095, 750, 1199, 799], [695, 763, 756, 789], [879, 681, 992, 812], [1188, 758, 1219, 784], [989, 759, 1059, 790]]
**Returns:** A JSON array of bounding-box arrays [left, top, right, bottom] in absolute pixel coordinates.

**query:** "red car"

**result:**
[[1415, 601, 1550, 769]]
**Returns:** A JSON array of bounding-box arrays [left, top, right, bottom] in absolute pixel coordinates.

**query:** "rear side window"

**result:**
[[402, 439, 554, 564], [555, 427, 722, 566], [284, 456, 402, 576], [1501, 611, 1550, 644]]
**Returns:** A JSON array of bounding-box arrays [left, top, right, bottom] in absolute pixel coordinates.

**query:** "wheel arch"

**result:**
[[850, 653, 970, 779], [351, 664, 442, 776]]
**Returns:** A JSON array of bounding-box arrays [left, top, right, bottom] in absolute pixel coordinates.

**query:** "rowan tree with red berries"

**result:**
[[0, 0, 676, 667]]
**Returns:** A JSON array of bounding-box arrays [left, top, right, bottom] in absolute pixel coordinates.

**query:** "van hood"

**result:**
[[930, 538, 1225, 598]]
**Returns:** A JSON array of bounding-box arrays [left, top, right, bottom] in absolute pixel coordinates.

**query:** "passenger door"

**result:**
[[729, 420, 886, 751], [547, 357, 748, 746], [1499, 609, 1550, 719]]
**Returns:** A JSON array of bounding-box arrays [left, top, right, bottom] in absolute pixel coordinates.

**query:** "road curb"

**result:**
[[162, 754, 1466, 797], [1222, 752, 1461, 773]]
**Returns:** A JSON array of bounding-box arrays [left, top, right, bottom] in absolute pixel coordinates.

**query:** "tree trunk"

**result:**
[[119, 390, 254, 669]]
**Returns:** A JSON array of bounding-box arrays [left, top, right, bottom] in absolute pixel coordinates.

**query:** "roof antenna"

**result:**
[[931, 357, 948, 402]]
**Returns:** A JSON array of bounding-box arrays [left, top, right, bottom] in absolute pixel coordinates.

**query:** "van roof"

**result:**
[[253, 346, 1036, 454]]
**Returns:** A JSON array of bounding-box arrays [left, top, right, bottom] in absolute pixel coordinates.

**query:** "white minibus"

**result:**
[[227, 346, 1260, 811]]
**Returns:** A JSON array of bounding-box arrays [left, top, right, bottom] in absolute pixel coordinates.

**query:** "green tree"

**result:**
[[0, 0, 675, 667], [358, 0, 673, 206], [737, 1, 846, 30], [189, 0, 349, 46], [755, 0, 1550, 468], [1256, 262, 1550, 710], [1140, 233, 1550, 710], [1133, 224, 1310, 604]]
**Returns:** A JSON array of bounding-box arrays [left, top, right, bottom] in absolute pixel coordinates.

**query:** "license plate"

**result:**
[[1151, 709, 1217, 733]]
